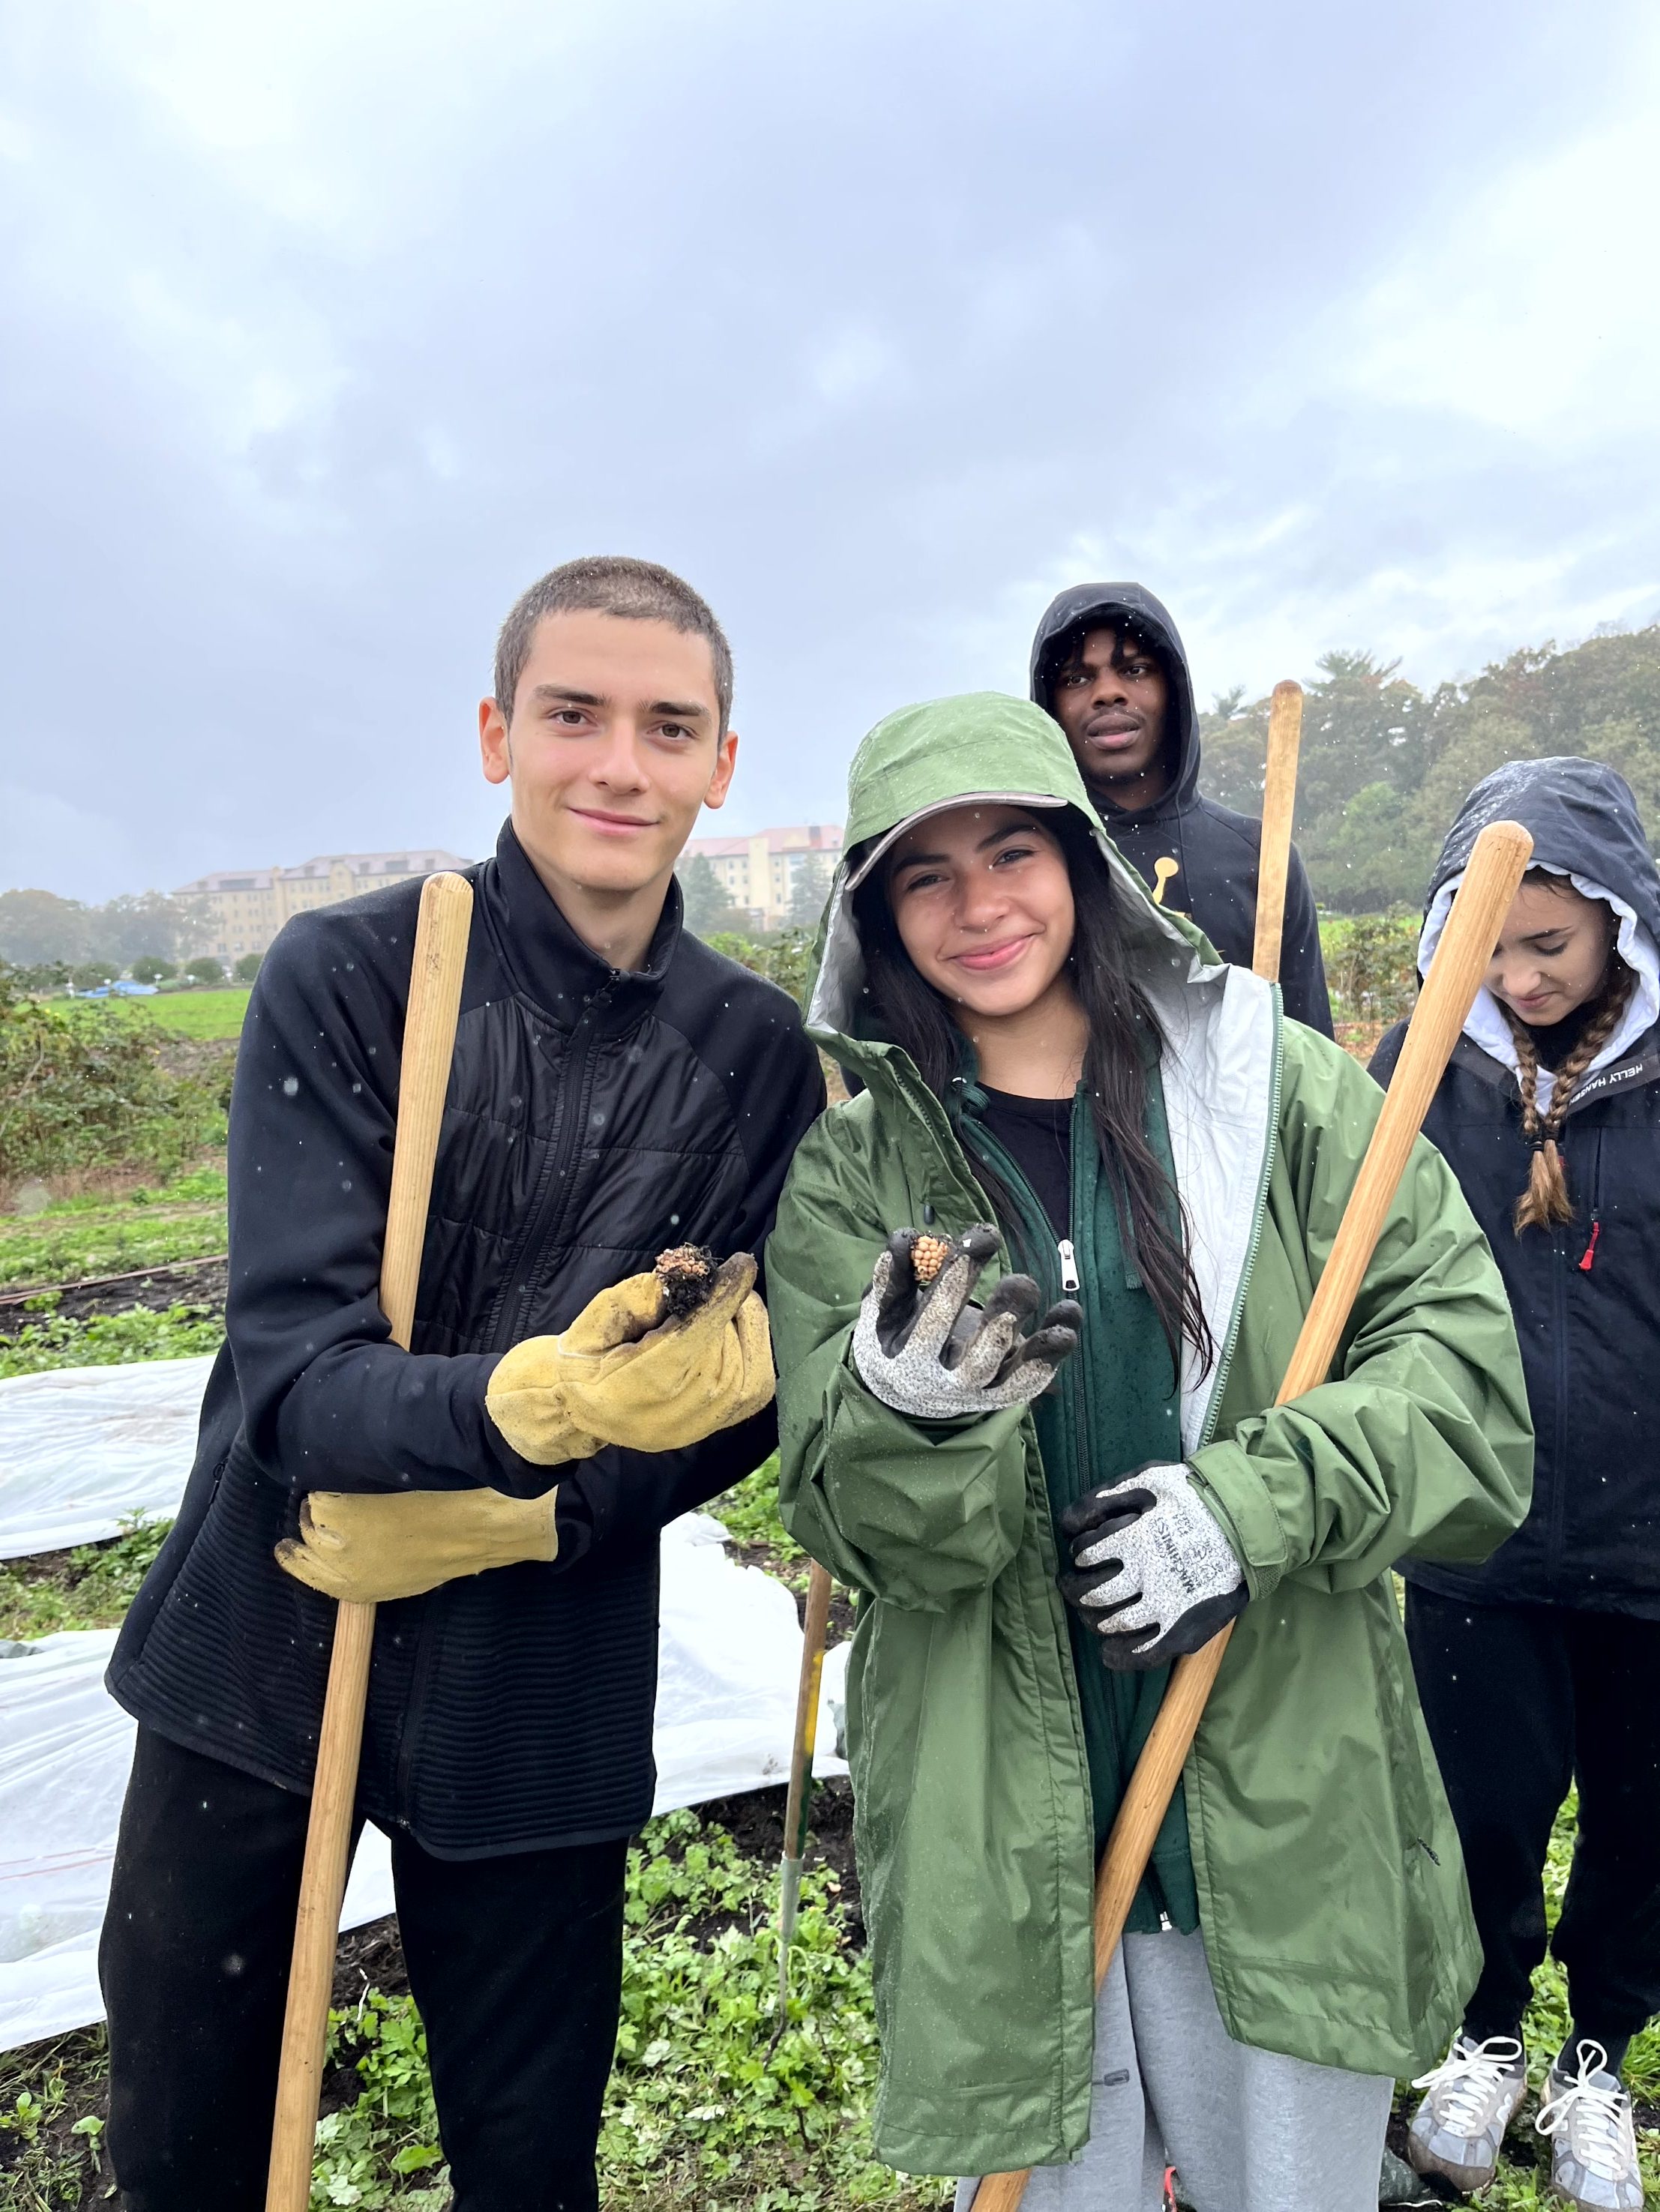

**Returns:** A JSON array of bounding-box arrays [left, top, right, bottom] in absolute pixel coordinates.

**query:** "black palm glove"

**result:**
[[1058, 1460, 1247, 1671], [852, 1225, 1082, 1420]]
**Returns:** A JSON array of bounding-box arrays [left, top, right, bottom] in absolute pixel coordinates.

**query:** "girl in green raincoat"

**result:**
[[768, 694, 1533, 2212]]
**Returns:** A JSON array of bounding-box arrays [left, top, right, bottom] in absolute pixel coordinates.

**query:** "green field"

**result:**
[[108, 987, 250, 1040], [0, 1168, 226, 1289]]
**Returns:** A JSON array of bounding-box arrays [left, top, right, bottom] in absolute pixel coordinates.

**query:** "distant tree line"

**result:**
[[1202, 621, 1660, 912], [0, 887, 217, 988]]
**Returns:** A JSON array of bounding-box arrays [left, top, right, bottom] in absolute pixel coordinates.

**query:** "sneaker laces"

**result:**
[[1536, 2042, 1635, 2181], [1411, 2036, 1524, 2134]]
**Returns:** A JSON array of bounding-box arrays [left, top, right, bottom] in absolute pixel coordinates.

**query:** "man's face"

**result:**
[[1048, 626, 1170, 808], [479, 611, 737, 897]]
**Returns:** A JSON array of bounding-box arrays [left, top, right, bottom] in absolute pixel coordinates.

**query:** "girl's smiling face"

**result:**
[[1485, 876, 1614, 1026], [885, 803, 1076, 1019]]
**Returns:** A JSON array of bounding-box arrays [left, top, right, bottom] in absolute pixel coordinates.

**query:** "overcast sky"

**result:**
[[4, 0, 1658, 900]]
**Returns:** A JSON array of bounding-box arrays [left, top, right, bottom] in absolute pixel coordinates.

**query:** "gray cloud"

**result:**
[[3, 0, 1657, 896]]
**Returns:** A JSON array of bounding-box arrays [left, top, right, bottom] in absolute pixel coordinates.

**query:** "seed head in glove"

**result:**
[[852, 1223, 1082, 1420], [486, 1250, 772, 1463], [1058, 1460, 1246, 1670]]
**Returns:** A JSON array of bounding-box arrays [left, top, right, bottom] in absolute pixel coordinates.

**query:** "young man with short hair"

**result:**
[[99, 557, 825, 2211], [1030, 582, 1334, 1034]]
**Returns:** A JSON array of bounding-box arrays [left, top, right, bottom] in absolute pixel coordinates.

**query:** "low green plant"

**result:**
[[310, 1995, 450, 2209], [0, 1001, 225, 1189], [1319, 912, 1419, 1025], [306, 1809, 939, 2211], [0, 1301, 223, 1379], [0, 1167, 226, 1289], [0, 1516, 175, 1642], [709, 1454, 802, 1567]]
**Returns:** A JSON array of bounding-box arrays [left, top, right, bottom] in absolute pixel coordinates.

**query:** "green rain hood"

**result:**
[[768, 693, 1533, 2177]]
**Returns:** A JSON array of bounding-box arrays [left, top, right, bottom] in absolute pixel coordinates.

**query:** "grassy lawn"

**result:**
[[0, 1167, 226, 1290], [98, 988, 251, 1040]]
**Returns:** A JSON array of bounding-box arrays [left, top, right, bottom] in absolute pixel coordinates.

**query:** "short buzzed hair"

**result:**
[[1045, 613, 1165, 703], [494, 556, 734, 731]]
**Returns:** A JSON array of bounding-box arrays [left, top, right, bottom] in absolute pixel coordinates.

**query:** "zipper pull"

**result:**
[[1057, 1238, 1080, 1292], [1578, 1214, 1602, 1273]]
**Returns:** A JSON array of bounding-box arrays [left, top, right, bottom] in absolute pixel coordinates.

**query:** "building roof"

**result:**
[[682, 824, 843, 861], [176, 849, 473, 894]]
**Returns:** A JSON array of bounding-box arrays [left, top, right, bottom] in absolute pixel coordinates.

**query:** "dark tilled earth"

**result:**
[[0, 1255, 229, 1335]]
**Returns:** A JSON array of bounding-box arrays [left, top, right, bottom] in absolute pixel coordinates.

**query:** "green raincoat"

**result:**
[[768, 694, 1533, 2178]]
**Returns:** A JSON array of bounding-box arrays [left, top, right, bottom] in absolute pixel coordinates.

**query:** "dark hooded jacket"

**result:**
[[109, 824, 825, 1853], [1030, 583, 1332, 1035], [1371, 758, 1660, 1615]]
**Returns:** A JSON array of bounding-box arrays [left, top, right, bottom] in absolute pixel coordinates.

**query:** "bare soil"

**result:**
[[0, 1256, 228, 1336]]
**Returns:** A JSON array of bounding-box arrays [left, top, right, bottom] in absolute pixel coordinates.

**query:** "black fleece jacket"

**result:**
[[1029, 582, 1333, 1035], [109, 825, 826, 1854]]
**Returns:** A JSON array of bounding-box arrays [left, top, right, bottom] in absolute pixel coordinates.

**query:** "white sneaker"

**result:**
[[1535, 2041, 1644, 2211], [1407, 2034, 1527, 2191]]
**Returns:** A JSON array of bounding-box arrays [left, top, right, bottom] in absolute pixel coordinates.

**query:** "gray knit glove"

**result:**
[[852, 1224, 1083, 1421], [1059, 1462, 1246, 1670]]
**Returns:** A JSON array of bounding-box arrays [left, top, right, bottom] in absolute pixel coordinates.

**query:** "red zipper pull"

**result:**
[[1578, 1215, 1602, 1272]]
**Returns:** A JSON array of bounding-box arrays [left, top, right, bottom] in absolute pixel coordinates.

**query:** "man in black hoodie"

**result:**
[[98, 557, 826, 2211], [1029, 582, 1333, 1034]]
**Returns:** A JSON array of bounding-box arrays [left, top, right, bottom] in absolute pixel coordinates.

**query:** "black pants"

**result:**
[[99, 1729, 628, 2212], [1406, 1587, 1660, 2049]]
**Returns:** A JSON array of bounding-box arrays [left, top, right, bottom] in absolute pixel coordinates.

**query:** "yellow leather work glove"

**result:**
[[274, 1483, 559, 1603], [485, 1251, 774, 1463]]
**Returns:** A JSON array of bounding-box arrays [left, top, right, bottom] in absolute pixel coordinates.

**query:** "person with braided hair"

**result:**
[[1372, 758, 1660, 2211]]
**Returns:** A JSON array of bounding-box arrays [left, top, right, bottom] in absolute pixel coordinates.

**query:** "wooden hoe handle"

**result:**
[[971, 818, 1532, 2212], [1251, 680, 1304, 986], [784, 1562, 835, 1866], [265, 871, 473, 2212]]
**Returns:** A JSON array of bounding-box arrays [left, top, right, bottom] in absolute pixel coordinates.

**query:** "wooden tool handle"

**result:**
[[784, 1561, 835, 1865], [971, 819, 1531, 2212], [1251, 679, 1304, 985], [265, 870, 473, 2212], [1273, 817, 1531, 1405]]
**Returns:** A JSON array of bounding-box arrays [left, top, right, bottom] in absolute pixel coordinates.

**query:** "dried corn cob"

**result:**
[[910, 1234, 951, 1285]]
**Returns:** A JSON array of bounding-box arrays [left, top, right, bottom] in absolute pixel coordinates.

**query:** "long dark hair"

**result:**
[[852, 811, 1214, 1377]]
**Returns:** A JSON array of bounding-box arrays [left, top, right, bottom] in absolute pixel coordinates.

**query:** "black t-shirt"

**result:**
[[978, 1087, 1073, 1238]]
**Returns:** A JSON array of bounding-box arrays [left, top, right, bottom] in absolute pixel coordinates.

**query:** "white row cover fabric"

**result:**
[[0, 1356, 850, 2050], [0, 1354, 217, 1558], [0, 1507, 848, 2052]]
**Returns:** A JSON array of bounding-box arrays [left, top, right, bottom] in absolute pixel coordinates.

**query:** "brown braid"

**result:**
[[1503, 960, 1635, 1232]]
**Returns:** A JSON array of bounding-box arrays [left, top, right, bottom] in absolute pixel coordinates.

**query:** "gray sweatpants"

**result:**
[[954, 1928, 1392, 2212]]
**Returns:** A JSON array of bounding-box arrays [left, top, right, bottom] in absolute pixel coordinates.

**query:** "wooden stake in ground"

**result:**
[[969, 818, 1533, 2212], [1251, 680, 1304, 985], [775, 1559, 834, 2019], [265, 870, 474, 2212]]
